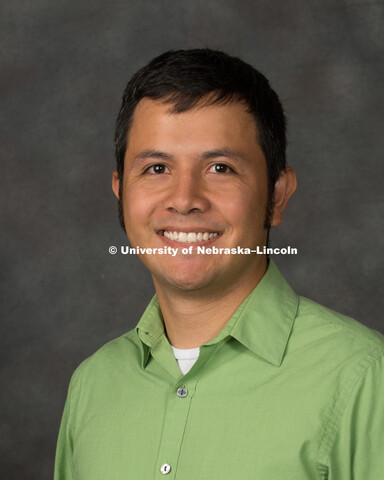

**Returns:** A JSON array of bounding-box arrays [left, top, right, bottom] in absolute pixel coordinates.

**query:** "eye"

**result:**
[[209, 163, 234, 174], [145, 164, 169, 174]]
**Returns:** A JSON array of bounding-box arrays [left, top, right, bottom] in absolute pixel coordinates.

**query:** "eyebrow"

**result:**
[[133, 147, 247, 163], [133, 150, 175, 162], [200, 148, 247, 163]]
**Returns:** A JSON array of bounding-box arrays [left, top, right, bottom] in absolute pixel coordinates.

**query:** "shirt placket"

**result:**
[[154, 376, 198, 479], [150, 341, 223, 479]]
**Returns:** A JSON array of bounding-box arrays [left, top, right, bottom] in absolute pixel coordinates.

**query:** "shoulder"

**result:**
[[294, 295, 384, 353], [298, 298, 384, 469], [287, 295, 384, 392], [70, 328, 141, 387]]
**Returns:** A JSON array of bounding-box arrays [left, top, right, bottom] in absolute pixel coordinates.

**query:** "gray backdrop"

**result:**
[[1, 0, 383, 478]]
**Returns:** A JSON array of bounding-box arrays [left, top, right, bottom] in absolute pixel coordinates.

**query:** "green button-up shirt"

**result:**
[[55, 261, 384, 479]]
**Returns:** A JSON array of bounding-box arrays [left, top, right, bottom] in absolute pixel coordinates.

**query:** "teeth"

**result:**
[[163, 231, 220, 243], [179, 232, 187, 242]]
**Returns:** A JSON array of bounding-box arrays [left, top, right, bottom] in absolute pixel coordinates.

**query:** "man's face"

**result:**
[[114, 98, 271, 296]]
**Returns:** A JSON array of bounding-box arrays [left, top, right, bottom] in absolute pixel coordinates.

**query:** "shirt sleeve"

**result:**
[[328, 352, 384, 479], [54, 380, 75, 480]]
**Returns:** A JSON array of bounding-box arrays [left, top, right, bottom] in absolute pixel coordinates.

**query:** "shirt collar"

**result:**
[[226, 260, 298, 366], [136, 260, 298, 368], [136, 296, 165, 368]]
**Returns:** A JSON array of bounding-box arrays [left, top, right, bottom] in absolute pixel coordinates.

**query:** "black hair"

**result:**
[[114, 48, 286, 231]]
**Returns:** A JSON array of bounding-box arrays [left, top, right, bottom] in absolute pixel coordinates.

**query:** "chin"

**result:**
[[155, 264, 216, 292]]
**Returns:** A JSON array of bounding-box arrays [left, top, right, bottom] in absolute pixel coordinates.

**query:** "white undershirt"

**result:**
[[171, 345, 200, 375]]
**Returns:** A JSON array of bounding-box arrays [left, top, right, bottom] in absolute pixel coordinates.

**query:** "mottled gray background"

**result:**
[[1, 0, 383, 478]]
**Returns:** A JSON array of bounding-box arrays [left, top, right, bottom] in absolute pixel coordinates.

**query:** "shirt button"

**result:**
[[160, 463, 172, 474], [176, 386, 188, 398]]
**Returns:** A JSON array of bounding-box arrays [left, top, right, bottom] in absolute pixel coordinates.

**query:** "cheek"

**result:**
[[123, 182, 155, 224], [221, 187, 267, 226]]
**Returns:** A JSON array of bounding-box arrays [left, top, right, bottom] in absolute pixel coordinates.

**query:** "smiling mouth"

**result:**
[[160, 230, 221, 243]]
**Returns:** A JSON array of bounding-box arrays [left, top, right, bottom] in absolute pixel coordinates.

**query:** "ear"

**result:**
[[270, 167, 297, 227], [112, 171, 120, 200]]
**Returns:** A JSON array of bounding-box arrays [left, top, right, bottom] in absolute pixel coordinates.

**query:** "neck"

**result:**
[[153, 261, 267, 348]]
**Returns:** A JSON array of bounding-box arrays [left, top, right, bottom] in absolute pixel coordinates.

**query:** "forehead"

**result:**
[[126, 97, 261, 155]]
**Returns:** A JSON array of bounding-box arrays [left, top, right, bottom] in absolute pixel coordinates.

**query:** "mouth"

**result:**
[[159, 230, 222, 244]]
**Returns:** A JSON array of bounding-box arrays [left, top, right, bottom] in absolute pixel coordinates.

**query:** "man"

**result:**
[[55, 49, 384, 479]]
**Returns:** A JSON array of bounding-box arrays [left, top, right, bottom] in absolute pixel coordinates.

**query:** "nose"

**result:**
[[165, 171, 210, 214]]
